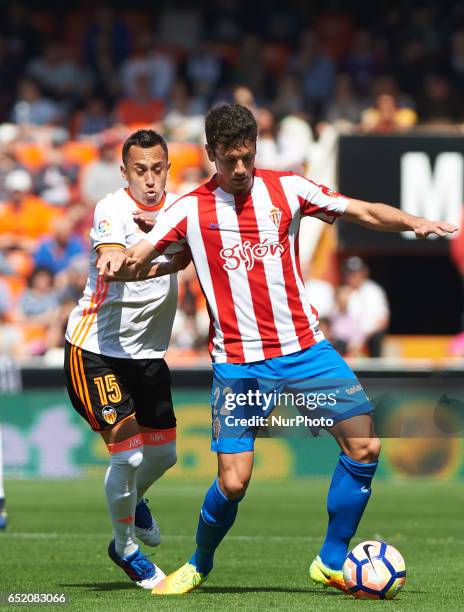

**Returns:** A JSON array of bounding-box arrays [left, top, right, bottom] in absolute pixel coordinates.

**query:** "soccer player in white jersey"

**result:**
[[98, 105, 457, 595], [64, 129, 190, 589]]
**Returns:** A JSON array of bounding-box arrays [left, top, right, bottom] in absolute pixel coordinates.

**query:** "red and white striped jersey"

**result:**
[[146, 169, 349, 363]]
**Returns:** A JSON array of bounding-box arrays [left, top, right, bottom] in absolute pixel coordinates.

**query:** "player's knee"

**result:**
[[219, 474, 250, 500], [128, 449, 144, 468], [346, 437, 381, 463], [158, 441, 177, 471], [110, 447, 144, 470]]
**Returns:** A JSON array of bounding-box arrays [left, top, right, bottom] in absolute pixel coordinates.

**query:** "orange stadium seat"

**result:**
[[14, 143, 47, 170], [62, 141, 99, 166], [168, 143, 203, 184]]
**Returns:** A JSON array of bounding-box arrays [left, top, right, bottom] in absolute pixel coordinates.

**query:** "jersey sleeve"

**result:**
[[291, 173, 349, 224], [145, 196, 189, 254], [90, 197, 126, 250]]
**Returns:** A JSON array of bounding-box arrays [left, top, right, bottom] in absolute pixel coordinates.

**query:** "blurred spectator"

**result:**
[[0, 276, 22, 356], [371, 75, 415, 109], [325, 74, 364, 125], [16, 267, 58, 324], [35, 138, 79, 206], [65, 202, 93, 246], [0, 169, 61, 252], [416, 74, 463, 125], [272, 74, 305, 118], [0, 278, 13, 321], [180, 40, 229, 104], [171, 264, 208, 350], [234, 34, 269, 99], [0, 131, 26, 201], [80, 135, 125, 206], [45, 255, 90, 352], [121, 32, 175, 101], [232, 85, 257, 113], [85, 32, 122, 102], [330, 286, 366, 357], [73, 97, 115, 137], [15, 266, 61, 356], [163, 80, 205, 142], [83, 4, 130, 70], [34, 216, 86, 275], [26, 41, 91, 105], [116, 73, 165, 127], [361, 93, 417, 133], [255, 108, 311, 172], [342, 30, 381, 96], [278, 114, 313, 171], [255, 108, 281, 169], [10, 78, 62, 126], [340, 257, 390, 358], [56, 254, 88, 307], [295, 31, 336, 121]]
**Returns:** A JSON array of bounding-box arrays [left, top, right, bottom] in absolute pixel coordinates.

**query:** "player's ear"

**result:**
[[120, 164, 127, 181], [205, 144, 215, 163]]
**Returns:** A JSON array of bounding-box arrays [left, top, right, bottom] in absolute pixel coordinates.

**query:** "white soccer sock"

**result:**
[[136, 430, 177, 503], [105, 435, 144, 558], [0, 424, 5, 500]]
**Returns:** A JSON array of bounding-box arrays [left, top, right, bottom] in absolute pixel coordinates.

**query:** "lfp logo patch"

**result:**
[[97, 218, 112, 238]]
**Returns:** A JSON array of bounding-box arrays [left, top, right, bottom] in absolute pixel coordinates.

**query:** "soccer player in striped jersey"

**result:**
[[64, 129, 190, 589], [98, 105, 457, 595]]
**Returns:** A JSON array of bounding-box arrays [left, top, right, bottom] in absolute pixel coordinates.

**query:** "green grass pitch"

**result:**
[[1, 476, 463, 611]]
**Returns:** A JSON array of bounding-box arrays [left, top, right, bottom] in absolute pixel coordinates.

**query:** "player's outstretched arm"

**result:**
[[343, 199, 459, 238], [96, 240, 159, 280], [118, 247, 192, 282]]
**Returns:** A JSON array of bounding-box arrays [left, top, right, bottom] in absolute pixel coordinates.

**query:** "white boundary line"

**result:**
[[0, 533, 461, 544]]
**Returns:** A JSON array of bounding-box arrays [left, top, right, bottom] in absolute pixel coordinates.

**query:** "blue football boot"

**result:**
[[108, 539, 165, 589]]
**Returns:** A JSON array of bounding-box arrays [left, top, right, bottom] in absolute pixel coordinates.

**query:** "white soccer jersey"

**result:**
[[66, 188, 182, 359], [145, 169, 349, 364]]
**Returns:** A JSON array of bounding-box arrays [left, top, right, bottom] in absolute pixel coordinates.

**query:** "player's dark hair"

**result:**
[[122, 129, 168, 165], [205, 104, 257, 151]]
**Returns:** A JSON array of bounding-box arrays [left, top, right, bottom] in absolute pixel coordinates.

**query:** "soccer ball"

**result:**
[[343, 540, 406, 599]]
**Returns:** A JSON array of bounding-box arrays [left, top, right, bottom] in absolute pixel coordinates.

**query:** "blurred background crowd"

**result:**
[[1, 0, 464, 363]]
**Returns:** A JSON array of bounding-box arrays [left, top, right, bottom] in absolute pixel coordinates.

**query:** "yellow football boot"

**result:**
[[309, 555, 348, 593], [151, 562, 208, 595]]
